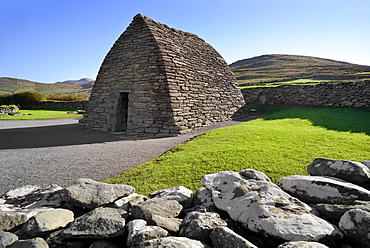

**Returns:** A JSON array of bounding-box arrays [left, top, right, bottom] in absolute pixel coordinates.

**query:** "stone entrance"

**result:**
[[80, 14, 246, 135], [114, 92, 129, 132]]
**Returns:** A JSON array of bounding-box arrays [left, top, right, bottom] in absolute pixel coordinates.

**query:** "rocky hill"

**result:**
[[0, 77, 94, 95], [230, 54, 370, 86]]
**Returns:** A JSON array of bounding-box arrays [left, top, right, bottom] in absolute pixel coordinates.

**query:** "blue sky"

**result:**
[[1, 0, 369, 83]]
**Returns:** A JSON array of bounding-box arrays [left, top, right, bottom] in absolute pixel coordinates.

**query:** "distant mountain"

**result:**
[[0, 77, 94, 95], [230, 54, 370, 86], [61, 78, 95, 83]]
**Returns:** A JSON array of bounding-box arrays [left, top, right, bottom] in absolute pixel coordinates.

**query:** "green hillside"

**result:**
[[230, 54, 370, 87], [0, 77, 94, 95]]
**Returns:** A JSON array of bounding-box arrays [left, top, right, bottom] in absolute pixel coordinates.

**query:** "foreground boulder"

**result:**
[[138, 236, 210, 248], [131, 200, 182, 220], [127, 219, 168, 247], [8, 237, 48, 248], [277, 175, 370, 204], [179, 211, 227, 242], [0, 231, 18, 247], [339, 209, 370, 248], [0, 208, 54, 232], [307, 158, 370, 184], [190, 187, 217, 212], [210, 226, 257, 248], [61, 178, 134, 209], [239, 169, 271, 182], [149, 186, 193, 209], [277, 241, 329, 248], [147, 214, 182, 233], [201, 171, 343, 244], [3, 185, 64, 209], [109, 193, 147, 211], [22, 209, 74, 237], [90, 240, 118, 248], [311, 200, 370, 223], [61, 207, 128, 239], [362, 160, 370, 169]]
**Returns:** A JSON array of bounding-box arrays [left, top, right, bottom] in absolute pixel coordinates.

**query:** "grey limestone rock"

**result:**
[[8, 237, 48, 248], [190, 187, 217, 212], [0, 211, 29, 232], [127, 219, 168, 247], [277, 175, 370, 204], [239, 169, 271, 182], [138, 236, 211, 248], [277, 241, 329, 248], [22, 209, 74, 237], [0, 208, 54, 232], [3, 185, 64, 209], [89, 240, 119, 248], [362, 160, 370, 169], [201, 171, 343, 244], [210, 226, 257, 248], [61, 207, 127, 239], [61, 178, 135, 209], [0, 231, 18, 248], [311, 200, 370, 223], [109, 193, 147, 211], [179, 211, 227, 242], [147, 214, 182, 233], [45, 230, 84, 248], [131, 200, 182, 220], [339, 209, 370, 248], [308, 158, 370, 184], [149, 186, 193, 208]]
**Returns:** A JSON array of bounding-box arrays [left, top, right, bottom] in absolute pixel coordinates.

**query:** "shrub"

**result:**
[[12, 91, 46, 106], [46, 93, 90, 101], [0, 94, 12, 105]]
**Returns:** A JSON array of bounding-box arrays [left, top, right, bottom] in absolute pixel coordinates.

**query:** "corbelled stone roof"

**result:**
[[80, 14, 246, 135]]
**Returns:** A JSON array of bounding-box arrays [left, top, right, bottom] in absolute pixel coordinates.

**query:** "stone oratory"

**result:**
[[80, 14, 246, 135]]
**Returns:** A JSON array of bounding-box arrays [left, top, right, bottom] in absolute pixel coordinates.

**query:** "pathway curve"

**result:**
[[0, 116, 263, 195]]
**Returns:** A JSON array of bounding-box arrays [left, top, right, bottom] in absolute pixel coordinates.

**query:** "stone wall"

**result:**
[[242, 81, 370, 108], [80, 14, 246, 135], [2, 158, 370, 247], [23, 101, 87, 110], [0, 105, 19, 116]]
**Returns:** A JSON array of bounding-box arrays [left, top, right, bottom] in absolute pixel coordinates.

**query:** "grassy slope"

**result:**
[[105, 107, 370, 195], [0, 109, 83, 120], [0, 77, 94, 95], [230, 54, 370, 87]]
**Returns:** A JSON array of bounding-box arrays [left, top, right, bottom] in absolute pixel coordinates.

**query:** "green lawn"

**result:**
[[0, 109, 83, 120], [240, 78, 339, 89], [105, 106, 370, 195]]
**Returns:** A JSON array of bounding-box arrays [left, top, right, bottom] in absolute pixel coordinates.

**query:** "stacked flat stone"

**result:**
[[0, 106, 19, 116], [243, 81, 370, 108], [1, 158, 370, 247]]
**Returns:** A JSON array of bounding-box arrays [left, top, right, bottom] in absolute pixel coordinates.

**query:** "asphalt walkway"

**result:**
[[0, 117, 263, 195]]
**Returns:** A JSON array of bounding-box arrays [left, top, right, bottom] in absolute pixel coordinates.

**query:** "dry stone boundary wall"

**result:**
[[2, 158, 370, 247], [0, 106, 19, 116], [23, 101, 87, 110], [242, 81, 370, 108]]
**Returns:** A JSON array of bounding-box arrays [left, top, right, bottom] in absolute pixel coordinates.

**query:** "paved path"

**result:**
[[0, 117, 263, 195]]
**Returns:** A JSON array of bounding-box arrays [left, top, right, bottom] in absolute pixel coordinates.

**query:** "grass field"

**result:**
[[105, 106, 370, 196], [0, 109, 83, 120], [239, 78, 340, 89]]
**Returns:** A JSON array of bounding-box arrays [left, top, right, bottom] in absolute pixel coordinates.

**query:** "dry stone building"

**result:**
[[80, 14, 246, 135]]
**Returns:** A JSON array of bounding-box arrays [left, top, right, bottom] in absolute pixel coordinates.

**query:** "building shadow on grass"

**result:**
[[262, 107, 370, 136], [0, 124, 125, 149]]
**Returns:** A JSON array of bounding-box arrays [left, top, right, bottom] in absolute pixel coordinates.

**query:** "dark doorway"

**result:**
[[114, 92, 129, 132]]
